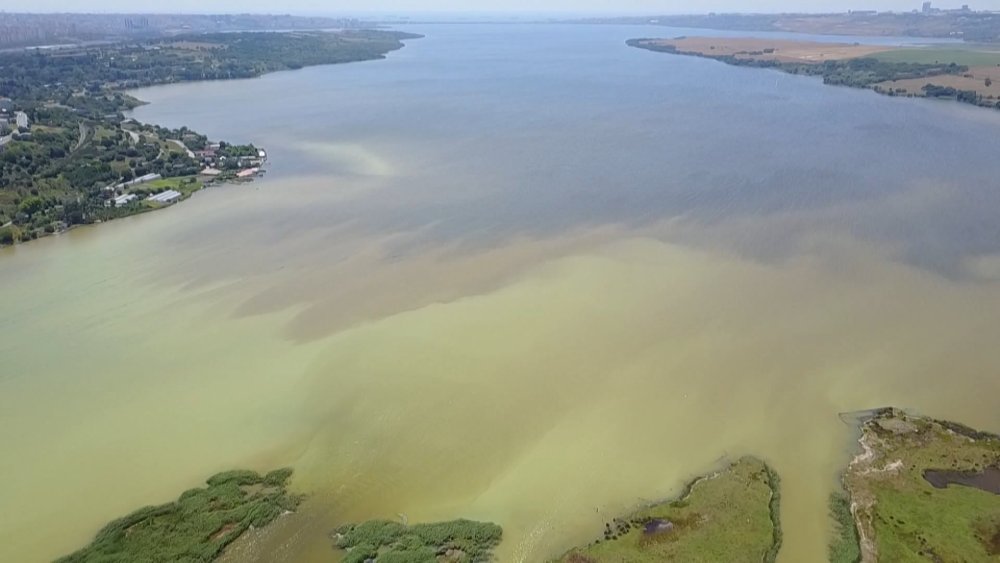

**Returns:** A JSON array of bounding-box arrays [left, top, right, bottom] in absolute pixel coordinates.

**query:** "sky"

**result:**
[[4, 1, 1000, 15]]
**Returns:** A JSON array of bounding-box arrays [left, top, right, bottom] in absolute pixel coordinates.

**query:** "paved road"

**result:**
[[72, 123, 89, 152]]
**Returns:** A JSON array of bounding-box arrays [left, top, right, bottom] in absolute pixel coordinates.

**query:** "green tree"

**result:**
[[18, 196, 45, 217]]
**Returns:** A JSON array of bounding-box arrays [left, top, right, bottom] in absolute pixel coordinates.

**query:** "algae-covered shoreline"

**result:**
[[552, 456, 782, 563], [59, 407, 1000, 562], [58, 469, 302, 563]]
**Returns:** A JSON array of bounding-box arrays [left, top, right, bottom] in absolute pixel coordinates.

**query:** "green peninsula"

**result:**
[[628, 37, 1000, 111], [0, 29, 420, 246], [58, 468, 301, 563], [834, 408, 1000, 562], [553, 456, 781, 563]]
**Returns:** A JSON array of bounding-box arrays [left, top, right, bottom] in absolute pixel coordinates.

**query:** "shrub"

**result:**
[[0, 226, 16, 245]]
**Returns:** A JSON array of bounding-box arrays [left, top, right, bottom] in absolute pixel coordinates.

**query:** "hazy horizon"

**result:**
[[3, 1, 1000, 16]]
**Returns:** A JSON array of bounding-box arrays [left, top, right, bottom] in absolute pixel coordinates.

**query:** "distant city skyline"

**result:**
[[3, 1, 1000, 16]]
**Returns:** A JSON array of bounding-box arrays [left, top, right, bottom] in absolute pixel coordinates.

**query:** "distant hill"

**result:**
[[580, 11, 1000, 42], [0, 13, 373, 49]]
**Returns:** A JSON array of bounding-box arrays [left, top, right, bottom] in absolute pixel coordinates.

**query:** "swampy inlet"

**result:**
[[2, 23, 1000, 562]]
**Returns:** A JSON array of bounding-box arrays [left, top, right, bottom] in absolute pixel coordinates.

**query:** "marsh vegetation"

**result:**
[[333, 518, 503, 563], [58, 469, 301, 563], [553, 457, 781, 563]]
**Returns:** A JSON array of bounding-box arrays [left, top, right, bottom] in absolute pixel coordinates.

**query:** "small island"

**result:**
[[628, 37, 1000, 111], [832, 408, 1000, 562], [0, 29, 420, 247], [553, 456, 782, 563], [333, 518, 503, 562]]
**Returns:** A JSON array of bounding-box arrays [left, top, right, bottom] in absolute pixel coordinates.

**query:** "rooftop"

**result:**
[[147, 190, 182, 203]]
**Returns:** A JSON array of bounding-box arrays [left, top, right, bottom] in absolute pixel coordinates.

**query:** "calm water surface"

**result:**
[[2, 24, 1000, 562]]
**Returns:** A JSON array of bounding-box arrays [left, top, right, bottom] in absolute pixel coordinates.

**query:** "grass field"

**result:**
[[552, 457, 780, 563], [142, 176, 204, 196], [92, 126, 118, 142], [842, 409, 1000, 562], [638, 37, 892, 63], [875, 47, 1000, 67], [877, 66, 1000, 101]]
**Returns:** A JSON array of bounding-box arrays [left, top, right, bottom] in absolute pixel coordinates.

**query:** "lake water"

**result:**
[[2, 23, 1000, 562]]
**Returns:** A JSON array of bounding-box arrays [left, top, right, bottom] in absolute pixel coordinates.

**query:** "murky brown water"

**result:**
[[2, 23, 1000, 563]]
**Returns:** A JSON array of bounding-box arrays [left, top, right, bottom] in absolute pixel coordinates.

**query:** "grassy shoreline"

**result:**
[[836, 408, 1000, 562]]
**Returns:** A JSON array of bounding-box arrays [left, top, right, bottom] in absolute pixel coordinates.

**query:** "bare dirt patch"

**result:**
[[987, 526, 1000, 555]]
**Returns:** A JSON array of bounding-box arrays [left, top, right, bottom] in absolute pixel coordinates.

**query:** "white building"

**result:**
[[115, 193, 137, 206], [14, 111, 29, 129], [105, 193, 138, 207], [113, 173, 162, 191], [147, 190, 182, 204]]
